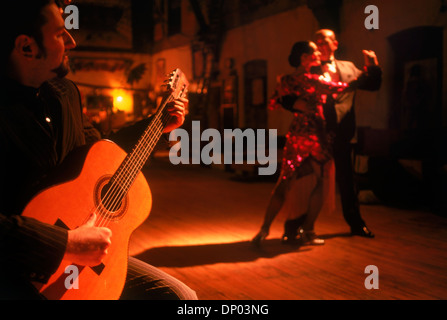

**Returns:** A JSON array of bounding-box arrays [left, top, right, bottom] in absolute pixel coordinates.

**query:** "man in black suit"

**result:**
[[314, 29, 382, 237]]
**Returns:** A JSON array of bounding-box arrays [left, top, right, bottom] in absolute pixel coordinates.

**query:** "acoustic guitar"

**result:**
[[22, 69, 189, 300]]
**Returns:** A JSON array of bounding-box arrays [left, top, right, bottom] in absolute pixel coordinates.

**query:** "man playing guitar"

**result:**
[[0, 0, 196, 300]]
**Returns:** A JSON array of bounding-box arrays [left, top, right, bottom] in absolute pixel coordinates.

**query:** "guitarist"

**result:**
[[0, 0, 196, 300]]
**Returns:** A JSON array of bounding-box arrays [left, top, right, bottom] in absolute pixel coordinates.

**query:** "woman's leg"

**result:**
[[300, 161, 325, 245], [281, 160, 317, 243], [301, 180, 323, 231], [252, 176, 292, 245]]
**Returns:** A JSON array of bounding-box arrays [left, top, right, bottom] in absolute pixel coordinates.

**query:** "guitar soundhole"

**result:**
[[94, 175, 128, 221]]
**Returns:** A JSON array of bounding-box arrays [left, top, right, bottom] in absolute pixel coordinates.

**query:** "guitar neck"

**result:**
[[107, 68, 188, 197], [113, 95, 173, 194]]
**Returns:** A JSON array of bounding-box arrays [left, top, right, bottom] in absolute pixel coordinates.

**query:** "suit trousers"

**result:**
[[120, 257, 198, 300], [333, 139, 365, 229]]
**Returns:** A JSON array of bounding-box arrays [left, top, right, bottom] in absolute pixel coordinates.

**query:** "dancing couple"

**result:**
[[252, 29, 381, 247]]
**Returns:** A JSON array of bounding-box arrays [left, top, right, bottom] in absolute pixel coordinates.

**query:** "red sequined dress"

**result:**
[[269, 72, 349, 180]]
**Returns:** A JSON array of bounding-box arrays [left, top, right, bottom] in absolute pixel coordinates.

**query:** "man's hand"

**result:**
[[64, 213, 112, 267], [163, 97, 188, 133], [362, 50, 379, 67]]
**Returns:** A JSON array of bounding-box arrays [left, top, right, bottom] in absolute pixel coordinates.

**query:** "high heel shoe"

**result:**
[[281, 233, 300, 245], [251, 230, 268, 247], [299, 229, 325, 245], [281, 217, 306, 245]]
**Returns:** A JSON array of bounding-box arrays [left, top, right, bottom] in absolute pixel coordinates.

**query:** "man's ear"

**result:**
[[333, 40, 339, 50], [14, 35, 39, 59]]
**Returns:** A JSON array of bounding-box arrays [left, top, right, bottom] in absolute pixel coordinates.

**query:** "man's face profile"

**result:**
[[37, 3, 76, 80], [315, 30, 338, 61]]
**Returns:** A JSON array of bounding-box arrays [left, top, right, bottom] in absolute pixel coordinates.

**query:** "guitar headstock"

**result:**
[[164, 68, 189, 99]]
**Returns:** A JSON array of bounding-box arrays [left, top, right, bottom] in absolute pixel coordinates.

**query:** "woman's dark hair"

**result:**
[[288, 41, 314, 68]]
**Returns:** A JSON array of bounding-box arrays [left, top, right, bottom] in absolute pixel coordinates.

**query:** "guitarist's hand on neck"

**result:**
[[63, 213, 112, 267], [163, 97, 188, 133]]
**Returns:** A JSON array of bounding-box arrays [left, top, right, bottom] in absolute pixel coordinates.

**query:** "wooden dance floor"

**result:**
[[128, 155, 447, 300]]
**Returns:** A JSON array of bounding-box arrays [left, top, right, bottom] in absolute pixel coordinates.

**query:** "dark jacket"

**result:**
[[0, 77, 152, 299], [324, 60, 382, 144]]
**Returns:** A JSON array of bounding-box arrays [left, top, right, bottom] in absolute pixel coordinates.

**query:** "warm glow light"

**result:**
[[112, 89, 133, 114]]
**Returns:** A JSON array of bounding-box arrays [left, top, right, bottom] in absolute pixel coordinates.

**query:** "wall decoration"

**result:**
[[155, 58, 166, 89], [69, 57, 134, 74], [401, 59, 437, 131], [244, 59, 267, 129], [127, 63, 147, 86], [388, 26, 442, 131], [68, 0, 133, 51]]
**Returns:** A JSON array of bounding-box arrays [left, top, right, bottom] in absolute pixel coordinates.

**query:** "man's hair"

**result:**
[[288, 41, 314, 68], [0, 0, 58, 73], [315, 29, 337, 41]]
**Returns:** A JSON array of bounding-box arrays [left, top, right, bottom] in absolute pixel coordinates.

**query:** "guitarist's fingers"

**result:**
[[177, 96, 189, 111], [166, 99, 187, 115], [163, 98, 187, 133], [92, 231, 112, 265], [100, 227, 112, 245], [163, 112, 185, 133], [168, 109, 185, 120], [85, 213, 97, 227]]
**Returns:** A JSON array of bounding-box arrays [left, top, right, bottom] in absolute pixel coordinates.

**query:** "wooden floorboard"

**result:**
[[128, 156, 447, 300]]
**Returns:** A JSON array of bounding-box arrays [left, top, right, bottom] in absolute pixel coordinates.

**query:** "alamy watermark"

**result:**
[[64, 5, 79, 30], [64, 4, 379, 31], [64, 265, 79, 290], [364, 265, 379, 290], [364, 5, 379, 30], [168, 121, 278, 176]]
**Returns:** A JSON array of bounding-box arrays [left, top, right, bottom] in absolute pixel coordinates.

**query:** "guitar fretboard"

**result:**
[[101, 70, 188, 213]]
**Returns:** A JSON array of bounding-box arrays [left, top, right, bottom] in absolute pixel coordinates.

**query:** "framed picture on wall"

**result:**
[[388, 26, 442, 130], [402, 59, 438, 131], [156, 58, 166, 86], [68, 0, 133, 51]]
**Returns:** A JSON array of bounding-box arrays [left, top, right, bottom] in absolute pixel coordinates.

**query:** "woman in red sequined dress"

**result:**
[[252, 41, 352, 246]]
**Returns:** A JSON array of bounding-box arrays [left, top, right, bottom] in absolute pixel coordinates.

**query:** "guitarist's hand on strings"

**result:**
[[64, 213, 112, 267], [163, 97, 189, 133]]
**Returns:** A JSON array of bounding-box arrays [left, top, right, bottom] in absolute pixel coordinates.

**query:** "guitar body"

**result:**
[[22, 140, 152, 300]]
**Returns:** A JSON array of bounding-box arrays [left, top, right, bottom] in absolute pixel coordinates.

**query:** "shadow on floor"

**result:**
[[134, 232, 352, 268]]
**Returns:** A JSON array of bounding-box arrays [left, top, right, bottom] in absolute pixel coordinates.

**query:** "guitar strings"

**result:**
[[93, 88, 183, 229], [94, 100, 172, 228], [96, 81, 187, 228], [112, 84, 188, 210], [96, 111, 170, 228], [94, 111, 170, 228]]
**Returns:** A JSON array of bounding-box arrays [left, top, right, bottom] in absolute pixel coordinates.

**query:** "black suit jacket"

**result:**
[[322, 60, 382, 144]]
